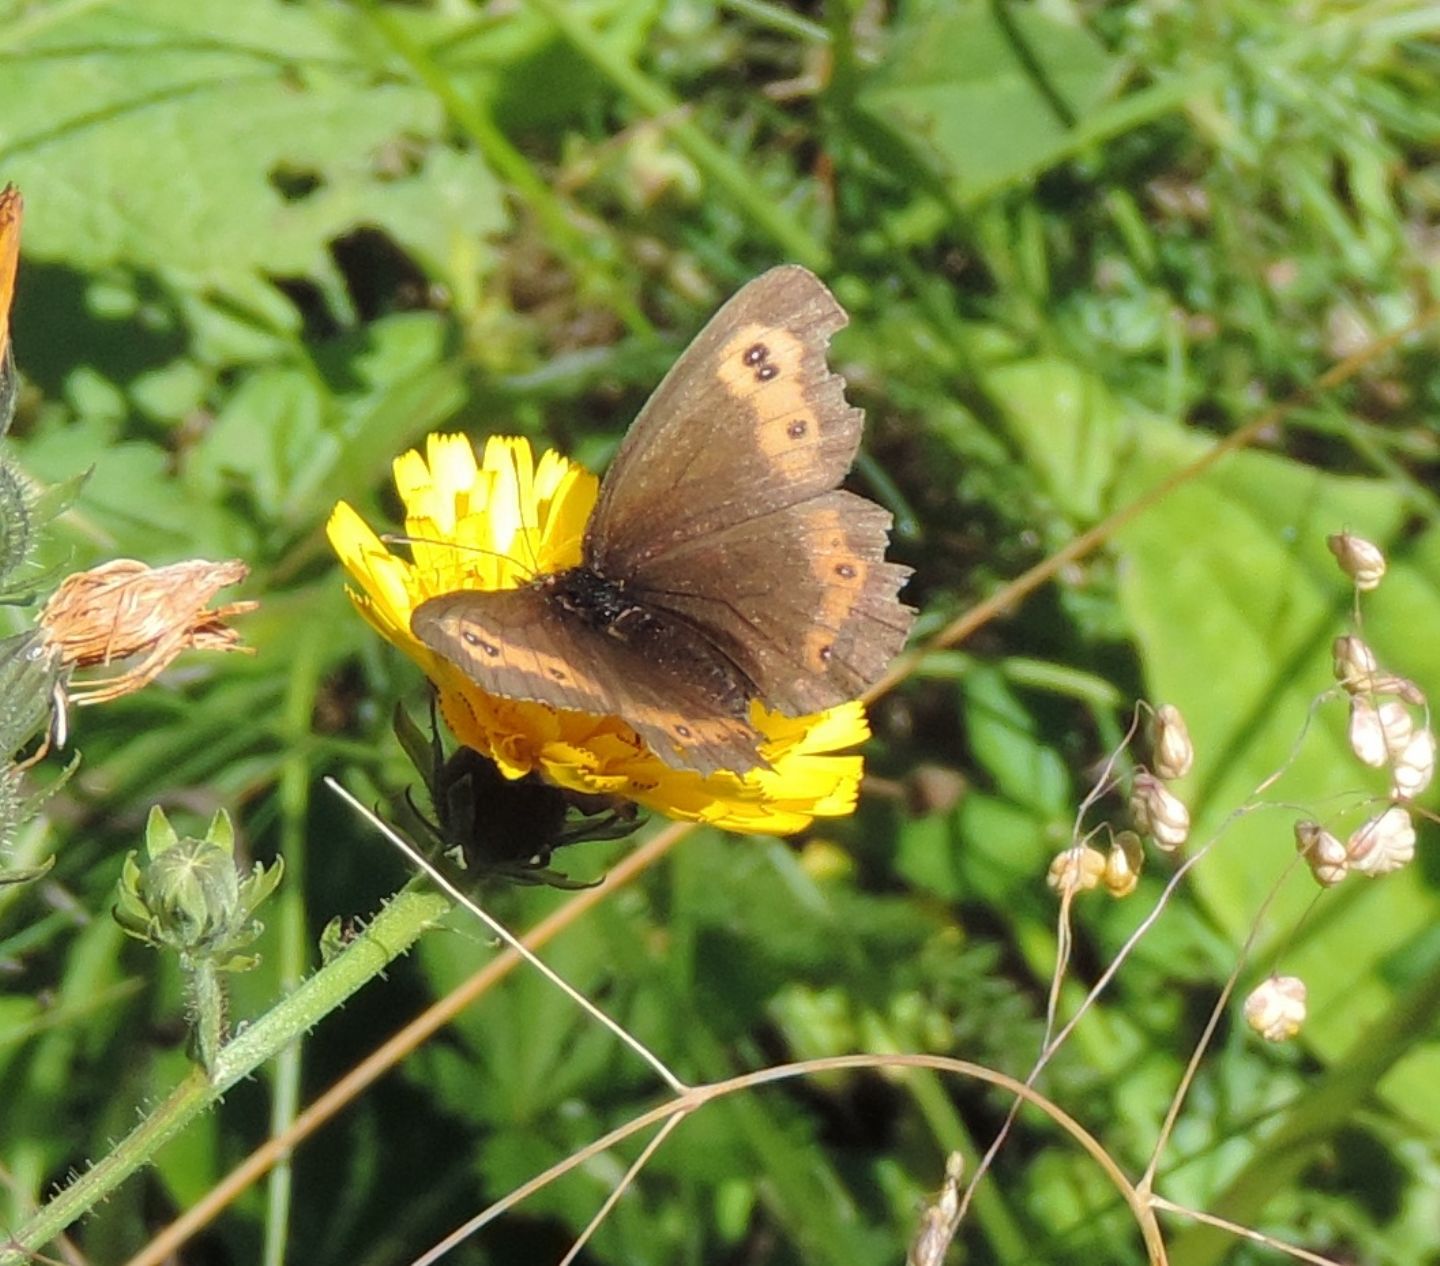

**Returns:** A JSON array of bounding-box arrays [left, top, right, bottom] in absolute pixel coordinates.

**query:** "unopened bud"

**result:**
[[1327, 532, 1387, 591], [1244, 975, 1307, 1042], [1152, 704, 1194, 780], [1294, 819, 1348, 886], [1130, 771, 1190, 850], [1347, 806, 1416, 876], [1333, 635, 1379, 693], [1103, 831, 1144, 897], [1391, 728, 1436, 800], [1047, 846, 1105, 895]]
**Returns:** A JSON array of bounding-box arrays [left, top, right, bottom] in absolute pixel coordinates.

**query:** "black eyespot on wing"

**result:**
[[462, 631, 501, 658], [787, 418, 808, 439], [756, 363, 779, 382], [743, 342, 769, 366]]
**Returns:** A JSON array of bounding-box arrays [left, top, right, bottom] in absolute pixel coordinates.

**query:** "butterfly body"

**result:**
[[413, 266, 914, 775]]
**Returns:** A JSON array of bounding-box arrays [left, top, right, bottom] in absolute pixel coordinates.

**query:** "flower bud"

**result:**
[[1152, 704, 1194, 780], [1293, 819, 1348, 886], [1047, 846, 1105, 895], [1103, 831, 1144, 897], [1327, 532, 1387, 591], [1333, 635, 1379, 693], [1130, 771, 1190, 850], [1391, 728, 1436, 800], [1347, 806, 1416, 876], [1244, 975, 1307, 1042], [113, 806, 283, 963]]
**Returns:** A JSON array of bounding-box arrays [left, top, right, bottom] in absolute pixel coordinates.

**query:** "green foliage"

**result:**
[[0, 0, 1437, 1263]]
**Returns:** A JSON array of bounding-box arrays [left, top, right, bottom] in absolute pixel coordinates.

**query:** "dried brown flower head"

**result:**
[[39, 559, 256, 706]]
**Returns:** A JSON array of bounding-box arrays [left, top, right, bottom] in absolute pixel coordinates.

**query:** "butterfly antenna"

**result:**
[[380, 533, 539, 583], [322, 775, 686, 1093]]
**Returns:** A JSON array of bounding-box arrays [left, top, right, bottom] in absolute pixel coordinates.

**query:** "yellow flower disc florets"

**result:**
[[327, 434, 871, 834]]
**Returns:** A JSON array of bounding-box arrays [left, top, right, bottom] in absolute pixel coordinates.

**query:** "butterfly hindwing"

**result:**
[[630, 490, 915, 714]]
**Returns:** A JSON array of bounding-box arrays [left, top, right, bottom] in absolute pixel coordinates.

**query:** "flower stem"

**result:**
[[0, 885, 451, 1265], [186, 956, 225, 1078]]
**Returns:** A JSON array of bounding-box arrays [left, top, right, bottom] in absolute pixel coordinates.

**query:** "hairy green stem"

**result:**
[[0, 886, 451, 1265], [186, 957, 225, 1077]]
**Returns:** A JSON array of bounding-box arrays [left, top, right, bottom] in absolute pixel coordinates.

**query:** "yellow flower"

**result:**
[[326, 434, 872, 835]]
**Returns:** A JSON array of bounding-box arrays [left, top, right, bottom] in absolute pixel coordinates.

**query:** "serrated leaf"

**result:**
[[0, 0, 504, 294]]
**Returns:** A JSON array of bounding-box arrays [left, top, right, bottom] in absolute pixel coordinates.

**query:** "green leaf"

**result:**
[[1116, 421, 1440, 1122], [0, 0, 503, 292], [985, 356, 1127, 522], [856, 2, 1118, 196]]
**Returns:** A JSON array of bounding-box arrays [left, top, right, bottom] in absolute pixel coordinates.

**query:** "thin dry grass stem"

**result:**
[[410, 1053, 1168, 1266], [38, 559, 255, 707], [1140, 847, 1312, 1194], [1071, 707, 1146, 840], [555, 1113, 690, 1266], [121, 818, 697, 1266], [326, 778, 688, 1093], [1149, 1195, 1344, 1266], [907, 1152, 964, 1266], [864, 301, 1440, 708], [958, 709, 1150, 1223]]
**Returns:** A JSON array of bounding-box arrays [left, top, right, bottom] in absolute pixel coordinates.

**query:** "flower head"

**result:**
[[327, 434, 873, 835], [39, 558, 255, 706]]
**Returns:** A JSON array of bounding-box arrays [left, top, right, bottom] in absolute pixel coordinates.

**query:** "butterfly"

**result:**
[[412, 266, 915, 776]]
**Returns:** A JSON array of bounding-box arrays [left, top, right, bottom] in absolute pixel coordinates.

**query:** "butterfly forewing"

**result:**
[[412, 588, 766, 775], [587, 266, 862, 573]]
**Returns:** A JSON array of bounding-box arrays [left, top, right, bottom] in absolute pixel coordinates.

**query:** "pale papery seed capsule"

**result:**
[[1327, 531, 1387, 591], [1391, 728, 1436, 800], [1333, 635, 1379, 693], [1244, 975, 1307, 1042], [1130, 771, 1190, 850], [1348, 697, 1387, 768], [1152, 704, 1194, 780], [1047, 846, 1106, 895], [1347, 805, 1416, 876], [1294, 820, 1349, 887], [1377, 699, 1416, 754], [1103, 831, 1144, 898]]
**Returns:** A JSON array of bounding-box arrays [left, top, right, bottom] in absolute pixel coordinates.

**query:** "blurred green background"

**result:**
[[1, 0, 1439, 1263]]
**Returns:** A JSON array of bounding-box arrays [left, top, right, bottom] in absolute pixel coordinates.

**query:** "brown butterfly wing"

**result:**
[[587, 265, 862, 572], [587, 265, 914, 714], [412, 588, 766, 775], [628, 490, 914, 715]]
